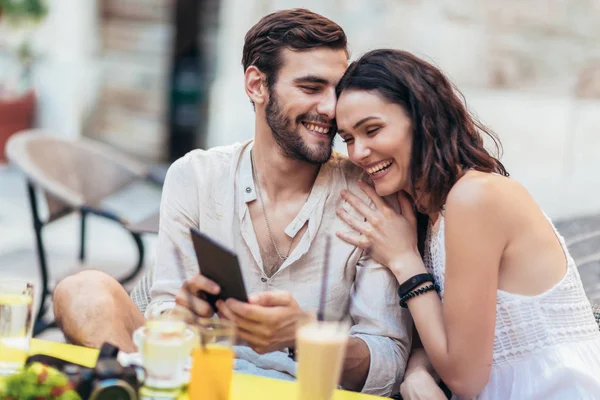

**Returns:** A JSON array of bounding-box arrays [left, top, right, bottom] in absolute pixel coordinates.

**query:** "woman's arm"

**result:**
[[404, 328, 438, 381], [390, 177, 507, 397], [400, 328, 447, 400]]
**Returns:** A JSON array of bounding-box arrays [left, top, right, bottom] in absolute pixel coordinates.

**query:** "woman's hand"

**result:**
[[400, 369, 448, 400], [336, 181, 426, 280]]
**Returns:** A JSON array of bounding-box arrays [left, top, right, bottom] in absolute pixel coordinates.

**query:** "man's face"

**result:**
[[265, 48, 348, 164]]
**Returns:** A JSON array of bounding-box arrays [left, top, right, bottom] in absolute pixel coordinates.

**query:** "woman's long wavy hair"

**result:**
[[336, 49, 509, 214], [336, 49, 509, 254]]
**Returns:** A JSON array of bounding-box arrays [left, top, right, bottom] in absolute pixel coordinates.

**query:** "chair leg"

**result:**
[[26, 182, 50, 336], [79, 210, 87, 263], [118, 232, 145, 286]]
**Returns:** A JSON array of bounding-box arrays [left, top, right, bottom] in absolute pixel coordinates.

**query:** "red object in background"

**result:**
[[0, 91, 36, 163]]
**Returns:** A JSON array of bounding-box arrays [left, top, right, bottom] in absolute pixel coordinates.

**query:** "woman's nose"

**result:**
[[352, 139, 371, 161]]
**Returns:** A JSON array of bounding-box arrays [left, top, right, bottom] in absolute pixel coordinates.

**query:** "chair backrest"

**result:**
[[130, 265, 154, 315], [6, 130, 149, 220], [591, 302, 600, 330]]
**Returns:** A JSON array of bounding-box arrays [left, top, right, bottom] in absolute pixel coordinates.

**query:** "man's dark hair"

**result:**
[[242, 8, 348, 94]]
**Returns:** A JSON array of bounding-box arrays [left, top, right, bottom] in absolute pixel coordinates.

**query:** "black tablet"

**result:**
[[189, 227, 249, 309]]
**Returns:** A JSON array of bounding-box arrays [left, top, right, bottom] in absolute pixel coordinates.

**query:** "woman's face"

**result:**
[[336, 89, 413, 196]]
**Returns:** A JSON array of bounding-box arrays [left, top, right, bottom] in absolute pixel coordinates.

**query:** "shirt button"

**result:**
[[246, 187, 252, 193], [261, 277, 267, 282]]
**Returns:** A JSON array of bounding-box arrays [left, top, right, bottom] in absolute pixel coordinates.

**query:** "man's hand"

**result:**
[[216, 291, 306, 354], [174, 274, 220, 318], [400, 369, 447, 400]]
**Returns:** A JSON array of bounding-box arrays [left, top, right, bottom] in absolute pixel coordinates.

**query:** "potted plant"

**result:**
[[0, 0, 48, 163]]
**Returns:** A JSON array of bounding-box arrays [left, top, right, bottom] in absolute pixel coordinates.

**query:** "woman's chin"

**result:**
[[373, 183, 396, 197], [373, 179, 405, 197]]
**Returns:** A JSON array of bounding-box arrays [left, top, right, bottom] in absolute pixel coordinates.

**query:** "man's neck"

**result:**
[[252, 137, 321, 203]]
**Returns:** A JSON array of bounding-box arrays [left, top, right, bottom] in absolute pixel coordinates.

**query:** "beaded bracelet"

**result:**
[[399, 284, 438, 308]]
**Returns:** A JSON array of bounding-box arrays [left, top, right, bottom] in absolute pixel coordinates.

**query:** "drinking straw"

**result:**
[[317, 235, 332, 321]]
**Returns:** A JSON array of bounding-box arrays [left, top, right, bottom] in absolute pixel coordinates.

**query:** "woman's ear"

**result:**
[[245, 66, 268, 106]]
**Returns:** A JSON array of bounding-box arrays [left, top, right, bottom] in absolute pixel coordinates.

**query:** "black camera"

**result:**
[[26, 343, 143, 400], [62, 358, 141, 400]]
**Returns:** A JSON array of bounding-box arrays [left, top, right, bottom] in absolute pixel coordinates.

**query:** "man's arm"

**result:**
[[341, 337, 370, 391], [146, 153, 202, 318], [343, 251, 413, 396]]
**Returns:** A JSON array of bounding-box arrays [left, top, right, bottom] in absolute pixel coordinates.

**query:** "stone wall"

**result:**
[[206, 0, 600, 220]]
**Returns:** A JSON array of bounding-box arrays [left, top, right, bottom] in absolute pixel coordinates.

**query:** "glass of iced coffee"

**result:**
[[296, 314, 351, 400]]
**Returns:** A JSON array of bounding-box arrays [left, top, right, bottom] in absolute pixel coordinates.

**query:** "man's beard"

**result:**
[[265, 89, 334, 165]]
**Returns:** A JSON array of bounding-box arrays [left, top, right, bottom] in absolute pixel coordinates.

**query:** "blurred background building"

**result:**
[[2, 0, 599, 217], [1, 0, 600, 336]]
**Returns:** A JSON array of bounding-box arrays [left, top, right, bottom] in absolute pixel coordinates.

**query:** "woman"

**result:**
[[334, 49, 600, 399]]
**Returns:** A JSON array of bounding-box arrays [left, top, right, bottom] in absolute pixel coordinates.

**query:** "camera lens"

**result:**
[[89, 379, 137, 400]]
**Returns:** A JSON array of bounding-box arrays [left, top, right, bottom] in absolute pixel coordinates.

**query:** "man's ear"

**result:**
[[245, 66, 268, 106]]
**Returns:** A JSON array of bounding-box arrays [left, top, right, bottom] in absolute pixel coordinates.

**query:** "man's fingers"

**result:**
[[225, 298, 270, 323], [175, 290, 214, 317], [235, 328, 269, 354], [184, 274, 220, 295], [217, 300, 272, 338], [216, 300, 235, 321], [249, 291, 292, 307]]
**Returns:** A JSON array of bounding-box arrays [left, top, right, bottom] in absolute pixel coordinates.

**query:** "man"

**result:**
[[54, 9, 435, 397]]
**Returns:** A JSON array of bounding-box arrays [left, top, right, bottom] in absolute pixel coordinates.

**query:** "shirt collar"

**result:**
[[237, 141, 333, 238], [238, 142, 257, 207]]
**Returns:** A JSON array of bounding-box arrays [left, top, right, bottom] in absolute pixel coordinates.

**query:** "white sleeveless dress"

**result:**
[[424, 215, 600, 400]]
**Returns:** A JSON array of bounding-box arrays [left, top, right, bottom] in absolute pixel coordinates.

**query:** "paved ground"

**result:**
[[1, 165, 600, 343], [554, 214, 600, 303]]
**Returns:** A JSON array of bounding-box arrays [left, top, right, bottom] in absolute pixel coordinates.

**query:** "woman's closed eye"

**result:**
[[366, 126, 381, 135]]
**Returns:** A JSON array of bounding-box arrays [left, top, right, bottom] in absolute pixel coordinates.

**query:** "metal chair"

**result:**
[[6, 129, 163, 335]]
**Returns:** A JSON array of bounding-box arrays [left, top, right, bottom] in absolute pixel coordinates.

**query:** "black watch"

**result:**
[[397, 273, 434, 298]]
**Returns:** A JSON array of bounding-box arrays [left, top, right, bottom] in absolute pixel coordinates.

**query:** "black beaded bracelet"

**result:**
[[399, 284, 437, 308]]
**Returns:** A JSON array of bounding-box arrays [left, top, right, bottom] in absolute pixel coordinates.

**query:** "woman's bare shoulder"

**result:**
[[446, 171, 534, 219]]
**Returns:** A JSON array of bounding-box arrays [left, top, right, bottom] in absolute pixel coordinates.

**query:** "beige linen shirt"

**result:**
[[147, 140, 412, 395]]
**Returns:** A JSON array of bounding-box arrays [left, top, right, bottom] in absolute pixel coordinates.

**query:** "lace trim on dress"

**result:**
[[424, 214, 600, 365]]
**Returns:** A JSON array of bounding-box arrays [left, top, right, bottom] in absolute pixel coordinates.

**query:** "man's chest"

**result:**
[[246, 200, 308, 277]]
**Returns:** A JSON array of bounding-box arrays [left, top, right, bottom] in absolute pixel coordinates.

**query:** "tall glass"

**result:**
[[296, 315, 350, 400], [0, 280, 34, 376], [138, 316, 196, 395], [188, 318, 236, 400]]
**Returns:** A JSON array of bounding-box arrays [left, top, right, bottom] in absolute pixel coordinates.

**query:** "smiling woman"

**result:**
[[334, 49, 600, 399], [336, 49, 508, 214]]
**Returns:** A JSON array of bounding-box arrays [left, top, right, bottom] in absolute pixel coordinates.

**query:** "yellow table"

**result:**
[[29, 339, 383, 400]]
